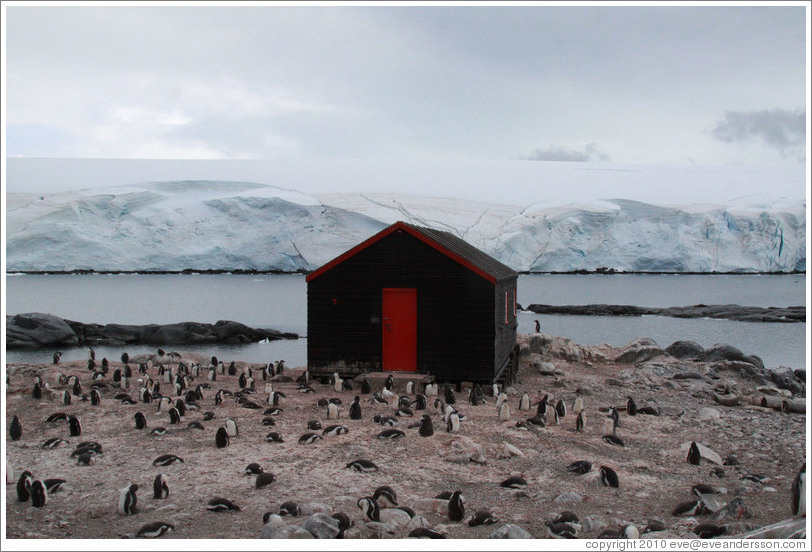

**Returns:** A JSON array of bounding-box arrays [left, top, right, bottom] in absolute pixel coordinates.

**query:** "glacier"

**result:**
[[5, 180, 806, 273]]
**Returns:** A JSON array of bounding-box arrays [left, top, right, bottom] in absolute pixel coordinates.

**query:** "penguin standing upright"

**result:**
[[576, 411, 586, 433], [406, 381, 414, 395], [153, 474, 169, 499], [791, 462, 805, 517], [385, 374, 394, 392], [419, 414, 434, 437], [534, 320, 540, 333], [498, 399, 510, 421], [134, 412, 147, 430], [519, 392, 530, 411], [361, 378, 371, 394], [357, 497, 380, 522], [68, 415, 82, 437], [119, 483, 138, 515], [17, 471, 33, 502], [215, 427, 230, 448], [627, 397, 638, 416], [572, 396, 584, 414], [10, 415, 22, 441], [448, 491, 465, 522], [349, 396, 362, 420], [30, 479, 48, 508], [687, 442, 702, 465], [327, 402, 340, 420], [445, 386, 456, 405], [446, 411, 460, 433]]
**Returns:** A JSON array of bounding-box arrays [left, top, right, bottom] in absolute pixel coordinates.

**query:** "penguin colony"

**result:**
[[5, 347, 806, 539]]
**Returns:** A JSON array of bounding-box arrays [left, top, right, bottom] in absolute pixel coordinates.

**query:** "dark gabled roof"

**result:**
[[306, 221, 518, 284]]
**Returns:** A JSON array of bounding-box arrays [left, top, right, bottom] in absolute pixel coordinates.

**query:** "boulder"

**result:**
[[665, 340, 705, 359], [488, 524, 533, 538], [614, 337, 664, 364], [6, 313, 78, 348], [301, 513, 340, 539]]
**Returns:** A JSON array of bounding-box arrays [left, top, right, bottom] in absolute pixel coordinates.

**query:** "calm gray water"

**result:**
[[4, 273, 808, 370]]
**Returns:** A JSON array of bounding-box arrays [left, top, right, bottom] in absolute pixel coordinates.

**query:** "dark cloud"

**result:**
[[520, 142, 609, 162], [712, 109, 805, 155]]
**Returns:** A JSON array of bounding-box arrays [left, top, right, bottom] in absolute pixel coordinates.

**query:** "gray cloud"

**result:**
[[712, 109, 805, 155], [520, 142, 609, 162]]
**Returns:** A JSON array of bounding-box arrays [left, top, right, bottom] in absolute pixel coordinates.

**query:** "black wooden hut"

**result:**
[[306, 221, 519, 384]]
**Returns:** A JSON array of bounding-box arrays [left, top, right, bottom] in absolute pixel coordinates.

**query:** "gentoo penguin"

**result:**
[[418, 414, 434, 437], [445, 386, 456, 405], [373, 414, 399, 427], [377, 428, 406, 440], [68, 415, 82, 437], [500, 475, 528, 489], [406, 381, 414, 395], [278, 500, 299, 515], [791, 462, 806, 517], [687, 442, 702, 465], [468, 510, 498, 526], [498, 399, 510, 421], [572, 396, 584, 414], [61, 390, 71, 406], [30, 479, 48, 508], [692, 484, 720, 497], [373, 485, 398, 508], [331, 512, 352, 538], [265, 432, 284, 443], [152, 454, 184, 466], [118, 483, 138, 515], [361, 378, 371, 394], [215, 427, 230, 448], [567, 460, 592, 474], [602, 435, 625, 447], [307, 420, 323, 431], [642, 520, 668, 534], [546, 521, 578, 538], [327, 402, 341, 420], [448, 491, 465, 522], [601, 418, 614, 436], [334, 376, 344, 393], [349, 396, 362, 420], [519, 392, 530, 411], [136, 521, 174, 538], [408, 528, 447, 538], [255, 472, 277, 488], [207, 497, 241, 511], [671, 499, 707, 517], [608, 406, 620, 431], [168, 407, 181, 425], [298, 432, 323, 444], [203, 411, 215, 421], [53, 351, 63, 364], [358, 496, 380, 522], [599, 466, 619, 488], [10, 415, 22, 441], [43, 478, 65, 494], [433, 398, 445, 415], [322, 424, 349, 436], [90, 388, 101, 405], [384, 374, 394, 391], [153, 474, 169, 499], [413, 393, 428, 410], [534, 319, 540, 333], [346, 459, 379, 472], [694, 523, 727, 538], [556, 399, 567, 419], [446, 411, 460, 433], [261, 416, 276, 426], [41, 437, 70, 449], [627, 397, 638, 416], [381, 387, 396, 401], [224, 419, 238, 437], [17, 471, 33, 501], [150, 427, 168, 436]]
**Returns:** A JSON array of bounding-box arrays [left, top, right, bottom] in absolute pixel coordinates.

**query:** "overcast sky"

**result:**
[[2, 2, 809, 203]]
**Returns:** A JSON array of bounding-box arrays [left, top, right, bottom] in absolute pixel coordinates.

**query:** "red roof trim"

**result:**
[[305, 221, 497, 283]]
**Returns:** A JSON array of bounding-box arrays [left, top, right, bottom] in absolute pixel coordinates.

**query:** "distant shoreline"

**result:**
[[5, 268, 806, 276]]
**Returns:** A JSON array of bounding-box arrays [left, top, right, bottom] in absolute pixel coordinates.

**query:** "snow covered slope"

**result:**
[[5, 181, 806, 273]]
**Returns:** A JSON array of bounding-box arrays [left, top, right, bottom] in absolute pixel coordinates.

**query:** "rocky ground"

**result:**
[[4, 333, 807, 542]]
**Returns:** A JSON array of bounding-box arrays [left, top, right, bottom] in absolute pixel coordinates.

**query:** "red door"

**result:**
[[382, 288, 417, 372]]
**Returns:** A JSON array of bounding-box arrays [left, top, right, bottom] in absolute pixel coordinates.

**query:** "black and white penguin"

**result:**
[[206, 497, 241, 511], [215, 427, 230, 448], [90, 388, 101, 406], [534, 319, 540, 333], [225, 419, 238, 438], [687, 442, 702, 465], [30, 479, 48, 508], [265, 432, 284, 443], [444, 386, 456, 405], [567, 460, 592, 474], [45, 412, 68, 423], [413, 393, 428, 411], [31, 381, 43, 400], [168, 407, 181, 425], [279, 500, 300, 516], [61, 390, 72, 406], [53, 351, 63, 364], [261, 416, 276, 426], [418, 414, 434, 437], [556, 399, 567, 419], [41, 437, 70, 449], [600, 466, 619, 488], [518, 392, 530, 411], [255, 472, 277, 488], [118, 483, 139, 515], [500, 475, 528, 489], [245, 463, 263, 475], [373, 414, 399, 427], [361, 378, 371, 394], [348, 396, 362, 420], [791, 462, 806, 517], [203, 411, 215, 421], [377, 428, 405, 440], [627, 396, 638, 416], [384, 374, 394, 391], [153, 474, 169, 499], [692, 484, 720, 497], [671, 499, 707, 517], [323, 425, 349, 436], [17, 471, 33, 502], [468, 510, 498, 527], [546, 521, 578, 539], [152, 454, 184, 466], [602, 435, 625, 447], [405, 381, 414, 395], [136, 521, 174, 538], [372, 485, 398, 508], [331, 512, 352, 538], [497, 399, 510, 422], [358, 496, 380, 521], [448, 491, 465, 522], [150, 427, 168, 436], [326, 402, 341, 420], [693, 522, 726, 538], [44, 478, 66, 494], [346, 459, 378, 472], [408, 528, 446, 538], [307, 420, 323, 431], [10, 415, 23, 441], [68, 415, 82, 437], [298, 432, 323, 445]]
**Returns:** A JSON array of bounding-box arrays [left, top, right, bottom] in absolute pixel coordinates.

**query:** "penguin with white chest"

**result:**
[[791, 462, 806, 517], [448, 491, 465, 522], [30, 479, 48, 508], [119, 483, 139, 515], [153, 474, 169, 499]]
